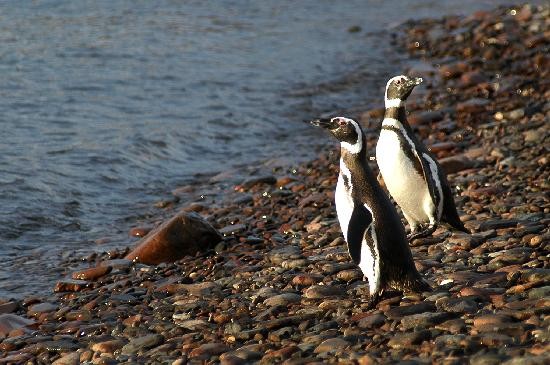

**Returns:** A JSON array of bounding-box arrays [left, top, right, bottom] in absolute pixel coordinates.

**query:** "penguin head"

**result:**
[[310, 117, 363, 152], [385, 75, 423, 104]]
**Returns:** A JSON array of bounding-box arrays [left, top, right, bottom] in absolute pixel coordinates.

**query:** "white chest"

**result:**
[[376, 129, 432, 224], [335, 173, 354, 239]]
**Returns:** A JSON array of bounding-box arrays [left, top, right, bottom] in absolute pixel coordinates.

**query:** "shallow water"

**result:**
[[0, 0, 516, 298]]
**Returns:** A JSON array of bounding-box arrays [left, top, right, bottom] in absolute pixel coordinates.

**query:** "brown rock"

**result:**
[[473, 314, 513, 328], [129, 227, 151, 237], [357, 314, 385, 329], [0, 314, 35, 337], [190, 343, 231, 358], [464, 186, 505, 199], [428, 141, 457, 154], [388, 330, 431, 349], [261, 345, 300, 361], [91, 339, 126, 353], [460, 71, 488, 88], [456, 98, 489, 113], [409, 110, 444, 126], [365, 107, 385, 119], [181, 282, 221, 296], [0, 302, 17, 314], [292, 274, 321, 287], [440, 155, 478, 174], [52, 352, 80, 365], [276, 176, 296, 188], [439, 62, 468, 79], [314, 338, 350, 353], [336, 269, 362, 282], [125, 212, 222, 264], [28, 302, 57, 316], [72, 265, 112, 281], [220, 355, 247, 365], [304, 285, 345, 299], [54, 279, 88, 292], [0, 354, 32, 364]]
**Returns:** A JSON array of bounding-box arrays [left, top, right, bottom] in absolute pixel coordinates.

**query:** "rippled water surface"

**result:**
[[1, 0, 515, 298]]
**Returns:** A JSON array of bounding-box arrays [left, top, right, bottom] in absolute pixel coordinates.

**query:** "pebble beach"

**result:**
[[0, 3, 549, 364]]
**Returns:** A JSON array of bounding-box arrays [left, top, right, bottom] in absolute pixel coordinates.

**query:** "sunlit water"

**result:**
[[0, 0, 516, 298]]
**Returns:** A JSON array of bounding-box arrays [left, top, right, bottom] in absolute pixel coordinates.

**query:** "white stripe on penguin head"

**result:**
[[339, 118, 363, 154], [384, 75, 406, 108]]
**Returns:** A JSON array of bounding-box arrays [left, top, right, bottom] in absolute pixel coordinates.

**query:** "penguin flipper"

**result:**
[[414, 151, 443, 216], [441, 183, 470, 233], [345, 203, 373, 265]]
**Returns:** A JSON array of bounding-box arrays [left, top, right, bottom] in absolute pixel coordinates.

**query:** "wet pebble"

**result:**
[[304, 285, 346, 299], [401, 311, 453, 330], [51, 351, 80, 365], [121, 334, 164, 355], [263, 293, 302, 307], [387, 330, 431, 349], [71, 265, 112, 281], [91, 339, 127, 354], [313, 338, 350, 353]]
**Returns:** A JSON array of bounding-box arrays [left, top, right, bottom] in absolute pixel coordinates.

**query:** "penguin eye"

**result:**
[[396, 79, 402, 85], [338, 120, 347, 127]]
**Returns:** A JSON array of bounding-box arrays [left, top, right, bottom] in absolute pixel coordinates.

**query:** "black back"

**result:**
[[341, 135, 428, 291]]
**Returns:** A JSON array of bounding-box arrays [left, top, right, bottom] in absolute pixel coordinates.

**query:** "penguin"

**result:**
[[376, 75, 469, 241], [311, 117, 430, 307]]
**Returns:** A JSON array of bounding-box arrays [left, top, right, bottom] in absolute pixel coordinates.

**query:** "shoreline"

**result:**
[[1, 3, 549, 364]]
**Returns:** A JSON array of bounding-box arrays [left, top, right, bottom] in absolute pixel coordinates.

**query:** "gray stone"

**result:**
[[28, 302, 57, 315], [401, 312, 453, 330], [52, 352, 80, 365], [385, 302, 436, 320], [521, 269, 550, 283], [387, 330, 431, 349], [470, 353, 509, 365], [263, 293, 302, 307], [527, 286, 550, 299], [121, 334, 164, 355], [502, 355, 550, 365], [436, 297, 479, 313], [358, 314, 385, 329], [313, 338, 350, 353], [304, 285, 346, 299]]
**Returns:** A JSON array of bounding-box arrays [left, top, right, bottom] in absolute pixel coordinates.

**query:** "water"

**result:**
[[0, 0, 515, 298]]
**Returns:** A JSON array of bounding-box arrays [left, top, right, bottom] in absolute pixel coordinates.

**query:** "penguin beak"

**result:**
[[310, 118, 334, 129], [412, 77, 423, 86]]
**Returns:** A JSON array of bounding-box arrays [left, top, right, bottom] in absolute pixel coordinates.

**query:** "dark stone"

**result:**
[[0, 302, 18, 315], [385, 302, 436, 320], [240, 175, 277, 189], [387, 330, 431, 349], [0, 314, 35, 336], [478, 219, 519, 231], [54, 279, 88, 292], [439, 155, 479, 174], [408, 110, 444, 126], [72, 265, 112, 281], [400, 311, 453, 330], [219, 224, 247, 237], [121, 334, 164, 355], [436, 297, 479, 314]]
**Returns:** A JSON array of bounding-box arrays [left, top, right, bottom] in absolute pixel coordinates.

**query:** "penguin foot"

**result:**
[[407, 224, 437, 242], [366, 292, 381, 310]]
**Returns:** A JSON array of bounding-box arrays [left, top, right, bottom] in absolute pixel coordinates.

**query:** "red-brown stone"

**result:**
[[125, 212, 222, 265], [72, 265, 112, 281]]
